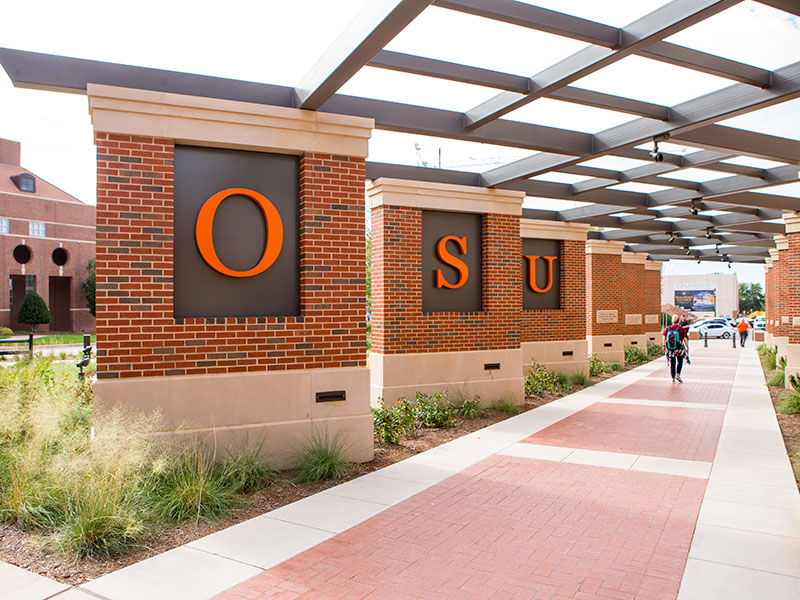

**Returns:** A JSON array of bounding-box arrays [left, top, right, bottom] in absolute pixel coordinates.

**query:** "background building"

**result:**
[[661, 272, 739, 319], [0, 138, 95, 332]]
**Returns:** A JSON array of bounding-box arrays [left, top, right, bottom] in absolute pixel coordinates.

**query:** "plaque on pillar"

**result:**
[[645, 314, 659, 325], [596, 310, 618, 324], [625, 314, 642, 325]]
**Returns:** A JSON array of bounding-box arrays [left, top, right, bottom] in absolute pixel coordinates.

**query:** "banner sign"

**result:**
[[422, 210, 482, 313], [522, 239, 560, 310], [674, 289, 715, 311], [174, 146, 300, 318]]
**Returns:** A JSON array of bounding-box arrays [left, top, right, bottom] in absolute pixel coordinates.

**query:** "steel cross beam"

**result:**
[[672, 124, 800, 164], [293, 0, 433, 109], [463, 0, 739, 129]]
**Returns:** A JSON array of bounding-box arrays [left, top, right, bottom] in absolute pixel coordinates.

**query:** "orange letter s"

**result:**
[[435, 236, 469, 289]]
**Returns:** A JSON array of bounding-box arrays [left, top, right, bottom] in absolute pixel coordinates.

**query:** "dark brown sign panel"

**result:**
[[421, 210, 482, 313], [174, 146, 299, 318], [522, 239, 560, 310]]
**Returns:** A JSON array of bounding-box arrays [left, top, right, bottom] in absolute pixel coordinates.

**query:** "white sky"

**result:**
[[1, 0, 799, 286]]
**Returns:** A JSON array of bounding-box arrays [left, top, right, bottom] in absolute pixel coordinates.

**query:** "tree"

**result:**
[[17, 291, 51, 332], [739, 282, 765, 315], [81, 259, 96, 317]]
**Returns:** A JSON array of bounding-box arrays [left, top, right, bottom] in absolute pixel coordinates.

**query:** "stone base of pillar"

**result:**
[[623, 334, 648, 353], [776, 336, 790, 360], [587, 335, 625, 364], [765, 332, 773, 347], [644, 331, 662, 346], [521, 339, 589, 376], [786, 343, 800, 388], [370, 349, 524, 408], [95, 367, 374, 469]]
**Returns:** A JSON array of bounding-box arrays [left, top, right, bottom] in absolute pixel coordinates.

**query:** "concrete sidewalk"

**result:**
[[5, 343, 799, 599]]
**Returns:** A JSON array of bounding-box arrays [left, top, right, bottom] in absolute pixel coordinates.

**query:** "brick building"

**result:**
[[0, 138, 95, 333]]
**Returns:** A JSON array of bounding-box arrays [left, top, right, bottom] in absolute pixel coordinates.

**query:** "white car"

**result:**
[[753, 317, 766, 330], [693, 322, 736, 339]]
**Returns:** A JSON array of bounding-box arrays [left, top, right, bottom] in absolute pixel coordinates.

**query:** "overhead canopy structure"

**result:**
[[1, 0, 798, 264]]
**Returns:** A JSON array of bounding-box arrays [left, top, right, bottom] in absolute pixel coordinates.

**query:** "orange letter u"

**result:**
[[525, 255, 557, 293]]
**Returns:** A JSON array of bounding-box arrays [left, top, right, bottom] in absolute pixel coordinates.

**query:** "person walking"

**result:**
[[737, 318, 750, 347], [663, 314, 688, 383]]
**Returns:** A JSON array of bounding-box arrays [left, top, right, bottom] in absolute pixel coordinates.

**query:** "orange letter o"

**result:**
[[195, 188, 284, 278]]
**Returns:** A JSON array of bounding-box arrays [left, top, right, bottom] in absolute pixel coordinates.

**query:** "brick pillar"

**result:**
[[520, 220, 589, 375], [620, 252, 648, 351], [369, 179, 525, 406], [643, 261, 663, 345], [765, 253, 775, 348], [586, 240, 625, 363], [88, 85, 374, 465], [784, 214, 800, 385], [775, 235, 790, 360]]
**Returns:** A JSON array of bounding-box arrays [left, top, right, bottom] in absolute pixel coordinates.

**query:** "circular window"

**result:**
[[13, 245, 31, 264], [52, 247, 68, 266]]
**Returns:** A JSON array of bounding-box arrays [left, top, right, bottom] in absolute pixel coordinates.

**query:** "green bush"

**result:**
[[624, 345, 649, 365], [756, 343, 767, 355], [588, 353, 608, 376], [524, 362, 565, 396], [0, 327, 13, 339], [372, 397, 417, 443], [492, 399, 520, 415], [17, 292, 51, 332], [777, 391, 800, 415], [789, 373, 800, 394], [416, 392, 456, 428], [779, 356, 787, 371], [219, 441, 276, 494], [567, 372, 593, 387], [455, 396, 484, 419], [293, 429, 351, 483], [764, 347, 778, 370], [148, 446, 237, 523], [767, 371, 786, 387], [647, 341, 664, 358], [608, 361, 623, 371]]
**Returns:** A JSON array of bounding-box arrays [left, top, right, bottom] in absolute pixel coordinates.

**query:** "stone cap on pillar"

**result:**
[[367, 178, 524, 215], [520, 219, 589, 241], [621, 251, 648, 265], [644, 260, 664, 271], [769, 248, 780, 261], [775, 234, 789, 252], [783, 212, 800, 234], [585, 239, 626, 255], [86, 83, 374, 157]]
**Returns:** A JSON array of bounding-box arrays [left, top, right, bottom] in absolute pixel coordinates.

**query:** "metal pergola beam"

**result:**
[[293, 0, 433, 109], [464, 0, 738, 129], [673, 124, 800, 164]]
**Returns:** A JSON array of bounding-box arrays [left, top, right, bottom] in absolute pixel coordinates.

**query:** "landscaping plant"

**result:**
[[623, 345, 649, 365], [491, 399, 521, 415], [415, 391, 456, 428], [293, 429, 351, 483], [372, 397, 417, 443], [455, 396, 484, 419], [524, 362, 571, 396], [646, 341, 664, 358], [588, 353, 608, 376]]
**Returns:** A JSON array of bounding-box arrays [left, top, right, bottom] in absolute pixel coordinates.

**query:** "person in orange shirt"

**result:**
[[737, 318, 750, 347]]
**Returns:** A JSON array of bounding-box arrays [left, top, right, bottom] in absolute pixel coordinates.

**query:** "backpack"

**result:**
[[665, 328, 681, 352]]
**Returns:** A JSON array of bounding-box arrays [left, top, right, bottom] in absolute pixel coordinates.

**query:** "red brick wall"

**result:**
[[643, 268, 662, 329], [95, 133, 366, 379], [776, 248, 788, 340], [370, 206, 521, 354], [787, 236, 800, 344], [586, 254, 624, 336], [1, 192, 95, 332], [521, 239, 586, 342], [765, 262, 774, 337], [621, 262, 646, 336]]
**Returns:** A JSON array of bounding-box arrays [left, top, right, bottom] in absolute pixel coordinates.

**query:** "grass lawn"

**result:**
[[11, 332, 97, 346]]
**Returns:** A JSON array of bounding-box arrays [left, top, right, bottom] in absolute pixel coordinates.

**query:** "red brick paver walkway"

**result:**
[[216, 457, 706, 600], [610, 379, 731, 404], [522, 403, 724, 461]]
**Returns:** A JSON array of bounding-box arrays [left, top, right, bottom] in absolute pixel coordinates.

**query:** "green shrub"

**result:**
[[756, 343, 767, 355], [17, 292, 51, 332], [293, 430, 351, 483], [608, 361, 623, 371], [779, 356, 787, 371], [455, 396, 484, 419], [219, 441, 276, 494], [492, 399, 520, 415], [647, 341, 664, 358], [416, 392, 455, 428], [148, 446, 237, 523], [789, 373, 800, 394], [0, 326, 13, 339], [767, 371, 786, 387], [567, 372, 593, 387], [372, 397, 417, 443], [588, 353, 608, 376], [524, 362, 565, 396], [764, 347, 778, 370], [777, 391, 800, 415], [624, 345, 649, 365]]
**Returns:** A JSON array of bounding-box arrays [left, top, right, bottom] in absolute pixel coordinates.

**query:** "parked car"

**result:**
[[691, 322, 736, 339], [753, 318, 765, 330]]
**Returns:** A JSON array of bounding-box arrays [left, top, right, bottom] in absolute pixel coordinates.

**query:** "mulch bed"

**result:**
[[758, 354, 800, 490], [0, 362, 648, 585]]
